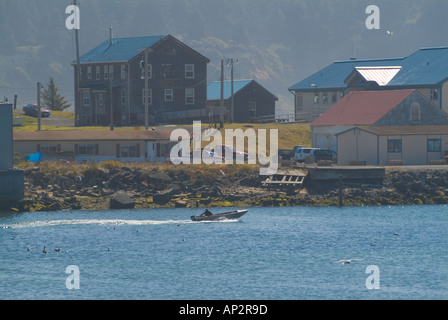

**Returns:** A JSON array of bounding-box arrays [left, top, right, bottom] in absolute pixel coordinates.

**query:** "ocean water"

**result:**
[[0, 205, 447, 300]]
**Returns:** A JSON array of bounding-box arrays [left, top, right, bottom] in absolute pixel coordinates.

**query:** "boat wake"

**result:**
[[1, 218, 238, 229]]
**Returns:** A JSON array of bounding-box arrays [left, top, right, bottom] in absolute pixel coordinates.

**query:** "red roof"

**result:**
[[311, 89, 415, 126]]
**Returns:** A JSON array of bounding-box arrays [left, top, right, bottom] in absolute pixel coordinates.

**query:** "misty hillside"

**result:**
[[1, 0, 447, 115]]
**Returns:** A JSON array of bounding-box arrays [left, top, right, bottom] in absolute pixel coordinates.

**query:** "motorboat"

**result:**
[[191, 209, 248, 222]]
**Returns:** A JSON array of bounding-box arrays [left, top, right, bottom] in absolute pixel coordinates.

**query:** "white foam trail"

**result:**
[[1, 218, 238, 229]]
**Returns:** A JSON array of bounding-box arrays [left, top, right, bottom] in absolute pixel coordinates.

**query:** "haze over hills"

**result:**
[[1, 0, 447, 115]]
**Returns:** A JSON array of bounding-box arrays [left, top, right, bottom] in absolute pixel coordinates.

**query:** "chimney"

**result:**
[[109, 27, 113, 45]]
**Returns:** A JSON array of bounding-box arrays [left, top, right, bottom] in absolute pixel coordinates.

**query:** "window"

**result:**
[[165, 89, 173, 102], [430, 89, 439, 101], [248, 102, 257, 118], [295, 94, 303, 110], [121, 89, 127, 105], [185, 88, 194, 104], [427, 139, 441, 152], [104, 66, 109, 80], [322, 92, 328, 104], [40, 144, 58, 154], [387, 139, 402, 153], [332, 92, 338, 103], [98, 93, 104, 107], [147, 64, 152, 79], [410, 102, 421, 121], [82, 91, 90, 106], [162, 64, 173, 79], [185, 64, 195, 79], [121, 64, 126, 79], [314, 93, 320, 104], [142, 89, 152, 105], [78, 144, 96, 155], [96, 66, 101, 80], [120, 145, 137, 158], [87, 66, 92, 79], [109, 65, 114, 77]]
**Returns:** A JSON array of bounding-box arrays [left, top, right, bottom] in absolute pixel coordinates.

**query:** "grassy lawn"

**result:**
[[13, 114, 311, 150]]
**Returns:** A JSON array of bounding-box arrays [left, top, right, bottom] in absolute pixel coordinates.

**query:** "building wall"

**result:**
[[338, 129, 448, 165], [375, 91, 448, 126], [75, 37, 209, 126], [337, 129, 378, 165], [311, 125, 352, 152], [295, 91, 344, 122], [233, 82, 277, 123], [13, 139, 173, 163], [442, 81, 448, 114]]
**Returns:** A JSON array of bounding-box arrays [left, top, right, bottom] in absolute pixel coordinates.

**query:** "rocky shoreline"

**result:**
[[1, 161, 447, 213]]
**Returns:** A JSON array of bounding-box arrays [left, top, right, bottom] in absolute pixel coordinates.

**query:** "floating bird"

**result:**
[[386, 30, 394, 36], [54, 248, 61, 252], [334, 259, 362, 265], [26, 247, 31, 252], [42, 246, 47, 254]]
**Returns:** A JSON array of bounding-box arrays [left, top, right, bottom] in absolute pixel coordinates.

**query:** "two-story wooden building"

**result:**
[[72, 35, 210, 126]]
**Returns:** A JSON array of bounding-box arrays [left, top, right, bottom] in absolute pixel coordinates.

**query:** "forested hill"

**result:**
[[1, 0, 447, 114]]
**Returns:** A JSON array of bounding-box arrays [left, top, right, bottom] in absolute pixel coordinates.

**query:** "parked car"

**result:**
[[294, 148, 319, 162], [294, 148, 337, 162], [22, 104, 51, 118], [313, 149, 338, 162]]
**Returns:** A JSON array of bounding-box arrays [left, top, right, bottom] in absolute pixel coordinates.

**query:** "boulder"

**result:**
[[109, 191, 135, 210]]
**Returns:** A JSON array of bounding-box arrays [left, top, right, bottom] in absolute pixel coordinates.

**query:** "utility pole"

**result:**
[[109, 69, 114, 131], [37, 82, 42, 131], [144, 48, 149, 130], [219, 59, 224, 129], [226, 58, 238, 123], [74, 0, 81, 126]]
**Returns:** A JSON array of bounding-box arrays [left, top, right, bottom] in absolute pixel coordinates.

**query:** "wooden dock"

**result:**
[[261, 170, 307, 188]]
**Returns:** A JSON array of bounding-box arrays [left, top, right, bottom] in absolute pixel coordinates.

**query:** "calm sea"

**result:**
[[0, 205, 447, 300]]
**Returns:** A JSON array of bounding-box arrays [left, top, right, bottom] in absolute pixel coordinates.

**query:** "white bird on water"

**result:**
[[334, 259, 362, 265]]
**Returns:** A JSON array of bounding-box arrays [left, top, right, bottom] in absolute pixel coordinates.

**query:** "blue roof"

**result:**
[[288, 57, 404, 91], [289, 46, 448, 91], [387, 46, 448, 86], [79, 35, 166, 63], [207, 80, 253, 100]]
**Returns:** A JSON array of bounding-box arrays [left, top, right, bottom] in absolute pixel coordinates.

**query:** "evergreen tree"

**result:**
[[41, 76, 71, 111]]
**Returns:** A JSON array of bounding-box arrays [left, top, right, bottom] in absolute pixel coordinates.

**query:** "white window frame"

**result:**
[[104, 66, 109, 80], [82, 91, 90, 106], [98, 93, 104, 107], [96, 66, 100, 80], [165, 89, 173, 102], [185, 88, 194, 104], [121, 64, 126, 80], [185, 64, 195, 79], [87, 66, 92, 79]]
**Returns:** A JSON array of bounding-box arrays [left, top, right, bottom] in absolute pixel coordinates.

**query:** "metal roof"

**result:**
[[78, 35, 167, 63], [311, 89, 415, 126], [207, 79, 253, 100], [337, 125, 448, 136], [289, 46, 448, 91], [207, 79, 279, 101], [288, 58, 404, 91], [387, 46, 448, 86], [353, 66, 402, 86]]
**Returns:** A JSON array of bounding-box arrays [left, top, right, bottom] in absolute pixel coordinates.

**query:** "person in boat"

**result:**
[[200, 209, 214, 217]]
